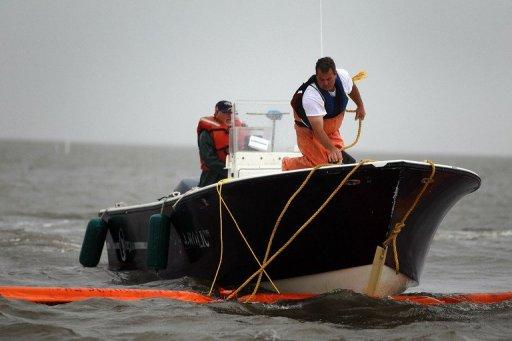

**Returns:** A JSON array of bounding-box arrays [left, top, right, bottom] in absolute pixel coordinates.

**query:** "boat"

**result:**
[[79, 100, 481, 297]]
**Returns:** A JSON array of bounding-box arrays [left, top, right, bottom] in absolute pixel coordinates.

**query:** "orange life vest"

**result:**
[[197, 116, 230, 171]]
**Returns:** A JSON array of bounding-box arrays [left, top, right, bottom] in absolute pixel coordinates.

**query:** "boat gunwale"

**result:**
[[99, 160, 480, 215]]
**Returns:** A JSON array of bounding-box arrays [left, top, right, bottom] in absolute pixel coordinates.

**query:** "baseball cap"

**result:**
[[215, 100, 233, 113]]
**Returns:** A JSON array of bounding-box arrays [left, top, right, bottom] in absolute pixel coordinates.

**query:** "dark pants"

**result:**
[[198, 169, 228, 187], [342, 151, 356, 164]]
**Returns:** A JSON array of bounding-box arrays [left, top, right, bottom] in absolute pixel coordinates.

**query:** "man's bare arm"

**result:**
[[348, 84, 366, 120], [309, 116, 343, 163]]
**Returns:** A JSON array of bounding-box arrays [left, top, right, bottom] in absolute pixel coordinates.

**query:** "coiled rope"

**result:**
[[352, 70, 367, 82]]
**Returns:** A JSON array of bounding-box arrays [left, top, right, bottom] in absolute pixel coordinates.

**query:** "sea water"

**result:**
[[1, 140, 511, 340]]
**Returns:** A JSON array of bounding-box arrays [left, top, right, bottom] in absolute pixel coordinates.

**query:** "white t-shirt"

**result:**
[[302, 68, 353, 117]]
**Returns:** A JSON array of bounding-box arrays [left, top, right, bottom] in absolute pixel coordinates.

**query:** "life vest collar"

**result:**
[[291, 74, 348, 129]]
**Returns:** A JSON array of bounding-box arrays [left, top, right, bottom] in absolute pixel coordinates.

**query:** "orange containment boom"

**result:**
[[0, 286, 214, 305], [238, 293, 317, 303], [392, 292, 512, 306], [236, 292, 512, 305], [228, 290, 512, 305], [1, 286, 512, 306]]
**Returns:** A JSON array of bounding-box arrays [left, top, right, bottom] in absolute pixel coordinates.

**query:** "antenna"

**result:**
[[319, 0, 323, 57]]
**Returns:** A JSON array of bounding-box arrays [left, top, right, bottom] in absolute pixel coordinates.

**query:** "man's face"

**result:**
[[316, 69, 337, 91], [215, 110, 232, 127]]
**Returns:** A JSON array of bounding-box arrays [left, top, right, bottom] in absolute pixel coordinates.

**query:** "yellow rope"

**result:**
[[339, 70, 366, 151], [250, 114, 364, 296], [346, 70, 366, 113], [217, 189, 281, 292], [219, 71, 369, 297], [250, 117, 364, 295], [251, 164, 325, 296], [208, 179, 280, 295], [352, 70, 367, 82], [382, 160, 436, 274], [338, 118, 362, 152], [208, 180, 226, 296], [229, 160, 371, 300]]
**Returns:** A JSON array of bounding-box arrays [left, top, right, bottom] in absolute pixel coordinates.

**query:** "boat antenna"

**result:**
[[319, 0, 323, 57]]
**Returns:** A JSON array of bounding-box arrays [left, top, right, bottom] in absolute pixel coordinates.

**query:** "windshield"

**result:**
[[229, 100, 297, 155]]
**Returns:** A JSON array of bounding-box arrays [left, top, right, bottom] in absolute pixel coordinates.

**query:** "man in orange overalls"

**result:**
[[282, 57, 366, 170]]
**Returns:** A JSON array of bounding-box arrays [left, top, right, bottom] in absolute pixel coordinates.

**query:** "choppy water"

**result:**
[[1, 140, 511, 340]]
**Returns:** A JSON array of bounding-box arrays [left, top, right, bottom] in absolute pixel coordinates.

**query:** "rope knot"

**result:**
[[383, 222, 405, 248], [391, 222, 405, 235]]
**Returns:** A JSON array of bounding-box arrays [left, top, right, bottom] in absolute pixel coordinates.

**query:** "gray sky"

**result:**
[[1, 0, 511, 155]]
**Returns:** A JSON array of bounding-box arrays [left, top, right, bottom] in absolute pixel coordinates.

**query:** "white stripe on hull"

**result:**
[[263, 265, 414, 297]]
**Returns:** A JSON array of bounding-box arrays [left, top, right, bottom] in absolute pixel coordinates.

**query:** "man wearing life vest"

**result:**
[[282, 57, 366, 170], [197, 100, 234, 187]]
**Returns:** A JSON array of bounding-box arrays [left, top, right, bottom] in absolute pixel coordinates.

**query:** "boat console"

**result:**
[[226, 100, 301, 179]]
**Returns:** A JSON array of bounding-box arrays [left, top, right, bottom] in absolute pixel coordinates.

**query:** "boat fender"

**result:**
[[79, 218, 108, 267], [146, 214, 171, 271]]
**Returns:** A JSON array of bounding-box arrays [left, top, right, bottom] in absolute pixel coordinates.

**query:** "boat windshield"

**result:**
[[229, 100, 297, 155]]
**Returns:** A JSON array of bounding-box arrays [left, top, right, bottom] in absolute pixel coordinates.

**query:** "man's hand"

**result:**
[[309, 116, 343, 163], [355, 105, 366, 121], [327, 147, 343, 163]]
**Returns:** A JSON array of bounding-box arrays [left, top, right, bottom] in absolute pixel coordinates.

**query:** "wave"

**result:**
[[3, 211, 92, 220], [211, 289, 512, 329], [0, 226, 81, 250], [435, 229, 512, 241]]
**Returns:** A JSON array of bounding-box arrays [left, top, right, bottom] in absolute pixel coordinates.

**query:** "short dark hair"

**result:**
[[315, 57, 336, 74], [215, 100, 233, 113]]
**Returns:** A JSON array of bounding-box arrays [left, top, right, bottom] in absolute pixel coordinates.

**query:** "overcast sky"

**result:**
[[1, 0, 511, 156]]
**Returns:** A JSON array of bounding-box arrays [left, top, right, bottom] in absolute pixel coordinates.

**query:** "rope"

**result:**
[[249, 106, 364, 295], [229, 160, 370, 299], [208, 179, 280, 295], [208, 180, 226, 296], [160, 192, 181, 215], [352, 70, 367, 82], [220, 71, 369, 297], [382, 160, 436, 274], [251, 164, 325, 296], [171, 193, 185, 210], [160, 196, 169, 215], [337, 118, 362, 153], [339, 70, 366, 152]]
